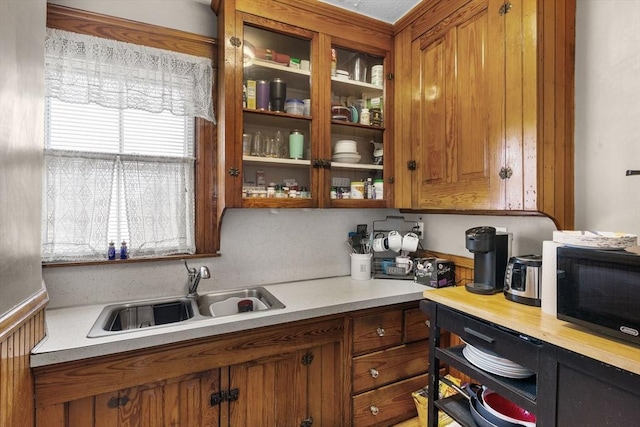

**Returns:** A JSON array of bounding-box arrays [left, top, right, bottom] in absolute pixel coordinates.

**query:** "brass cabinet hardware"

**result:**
[[228, 167, 240, 177], [301, 351, 315, 365], [407, 160, 417, 171], [229, 36, 241, 47]]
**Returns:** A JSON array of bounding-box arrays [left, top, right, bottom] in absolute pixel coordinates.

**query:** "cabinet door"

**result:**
[[36, 370, 221, 427], [228, 342, 342, 427], [328, 44, 389, 207], [412, 0, 503, 210]]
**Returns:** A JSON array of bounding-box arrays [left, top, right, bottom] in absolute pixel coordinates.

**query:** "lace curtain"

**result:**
[[42, 29, 208, 262], [44, 28, 215, 122]]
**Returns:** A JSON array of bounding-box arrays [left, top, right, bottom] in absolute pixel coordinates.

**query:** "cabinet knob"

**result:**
[[369, 368, 379, 378], [499, 2, 513, 15], [425, 319, 430, 328], [370, 405, 379, 416], [407, 160, 417, 171], [228, 167, 240, 177], [499, 166, 513, 179], [376, 327, 385, 337], [229, 36, 242, 47]]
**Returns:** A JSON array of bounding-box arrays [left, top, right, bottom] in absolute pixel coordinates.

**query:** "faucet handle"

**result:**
[[200, 266, 211, 279], [183, 259, 196, 275]]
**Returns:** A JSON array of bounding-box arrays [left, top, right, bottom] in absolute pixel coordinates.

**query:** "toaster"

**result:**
[[503, 254, 542, 306]]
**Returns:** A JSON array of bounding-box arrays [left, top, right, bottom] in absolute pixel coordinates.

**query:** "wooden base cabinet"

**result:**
[[395, 0, 575, 230], [349, 303, 431, 427], [33, 317, 344, 427]]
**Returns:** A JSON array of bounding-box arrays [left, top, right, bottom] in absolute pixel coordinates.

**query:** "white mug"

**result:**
[[402, 232, 420, 252], [373, 237, 389, 252], [388, 230, 403, 252], [395, 256, 413, 275]]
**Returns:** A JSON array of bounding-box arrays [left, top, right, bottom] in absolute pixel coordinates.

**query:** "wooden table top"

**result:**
[[423, 286, 640, 375]]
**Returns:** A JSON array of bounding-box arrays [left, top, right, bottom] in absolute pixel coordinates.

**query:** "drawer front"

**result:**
[[404, 307, 430, 342], [353, 340, 429, 394], [437, 306, 540, 370], [352, 373, 427, 427], [353, 310, 403, 354]]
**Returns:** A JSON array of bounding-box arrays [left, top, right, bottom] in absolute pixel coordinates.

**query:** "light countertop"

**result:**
[[32, 276, 431, 367], [423, 286, 640, 376]]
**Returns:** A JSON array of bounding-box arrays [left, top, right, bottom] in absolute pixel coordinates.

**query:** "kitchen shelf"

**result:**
[[436, 345, 537, 413], [331, 120, 385, 131], [434, 395, 476, 427], [331, 162, 383, 170], [331, 76, 383, 92], [244, 58, 311, 88], [243, 155, 310, 167]]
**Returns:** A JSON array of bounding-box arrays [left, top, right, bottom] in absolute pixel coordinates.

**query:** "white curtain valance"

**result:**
[[44, 28, 215, 122]]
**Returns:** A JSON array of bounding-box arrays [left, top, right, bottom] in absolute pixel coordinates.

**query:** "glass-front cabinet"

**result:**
[[218, 7, 392, 211]]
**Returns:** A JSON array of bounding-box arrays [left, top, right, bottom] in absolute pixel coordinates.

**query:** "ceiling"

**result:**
[[318, 0, 422, 24]]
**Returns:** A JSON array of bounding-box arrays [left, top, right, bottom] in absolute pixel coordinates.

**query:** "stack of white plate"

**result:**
[[462, 343, 534, 379], [332, 139, 361, 163]]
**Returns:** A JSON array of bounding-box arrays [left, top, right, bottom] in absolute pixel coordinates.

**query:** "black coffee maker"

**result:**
[[465, 226, 509, 294]]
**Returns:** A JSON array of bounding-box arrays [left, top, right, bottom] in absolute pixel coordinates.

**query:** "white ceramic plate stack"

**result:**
[[332, 139, 361, 164], [462, 343, 535, 379]]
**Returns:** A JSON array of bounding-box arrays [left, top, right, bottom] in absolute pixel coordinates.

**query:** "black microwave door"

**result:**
[[557, 249, 640, 343]]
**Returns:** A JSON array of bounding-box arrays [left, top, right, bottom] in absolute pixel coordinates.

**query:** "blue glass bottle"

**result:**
[[120, 241, 129, 260], [108, 241, 116, 260]]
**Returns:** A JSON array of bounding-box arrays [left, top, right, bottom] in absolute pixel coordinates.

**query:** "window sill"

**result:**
[[42, 252, 220, 268]]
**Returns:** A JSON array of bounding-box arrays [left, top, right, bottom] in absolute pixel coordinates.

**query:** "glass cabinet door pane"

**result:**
[[330, 46, 385, 201], [242, 25, 312, 201]]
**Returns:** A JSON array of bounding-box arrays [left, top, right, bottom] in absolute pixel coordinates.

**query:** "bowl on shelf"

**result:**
[[334, 139, 357, 154]]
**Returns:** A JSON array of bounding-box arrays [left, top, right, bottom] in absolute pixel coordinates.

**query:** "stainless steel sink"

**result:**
[[196, 287, 285, 317], [88, 297, 199, 338], [87, 287, 285, 338]]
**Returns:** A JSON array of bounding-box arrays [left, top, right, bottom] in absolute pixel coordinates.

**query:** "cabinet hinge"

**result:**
[[300, 417, 314, 427], [210, 388, 240, 406], [107, 395, 129, 408], [386, 72, 394, 81], [301, 351, 314, 366], [499, 2, 512, 15], [322, 159, 331, 169], [229, 36, 242, 47]]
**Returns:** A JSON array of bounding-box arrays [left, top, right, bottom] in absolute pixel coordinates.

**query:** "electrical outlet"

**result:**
[[417, 222, 424, 238], [495, 227, 508, 233]]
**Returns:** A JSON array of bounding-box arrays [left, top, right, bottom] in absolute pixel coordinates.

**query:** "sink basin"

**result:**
[[196, 287, 285, 317], [87, 287, 285, 338], [88, 297, 198, 338]]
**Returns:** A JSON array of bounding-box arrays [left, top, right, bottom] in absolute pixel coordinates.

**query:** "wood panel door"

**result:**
[[35, 370, 221, 427], [412, 0, 504, 210], [228, 341, 342, 427]]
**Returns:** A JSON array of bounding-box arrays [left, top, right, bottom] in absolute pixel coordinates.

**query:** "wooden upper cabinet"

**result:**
[[396, 0, 575, 229]]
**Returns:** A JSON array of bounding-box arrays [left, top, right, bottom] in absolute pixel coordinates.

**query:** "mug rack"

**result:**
[[371, 215, 421, 280]]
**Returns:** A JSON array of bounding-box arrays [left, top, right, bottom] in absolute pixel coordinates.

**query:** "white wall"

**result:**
[[0, 0, 46, 318], [574, 0, 640, 236]]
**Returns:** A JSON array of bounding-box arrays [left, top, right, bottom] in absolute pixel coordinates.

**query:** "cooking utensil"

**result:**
[[439, 377, 522, 427], [482, 388, 536, 426]]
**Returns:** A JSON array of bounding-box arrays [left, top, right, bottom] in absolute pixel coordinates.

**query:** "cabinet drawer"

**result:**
[[404, 307, 430, 342], [352, 373, 427, 427], [353, 310, 403, 354], [438, 306, 540, 370], [353, 341, 429, 394]]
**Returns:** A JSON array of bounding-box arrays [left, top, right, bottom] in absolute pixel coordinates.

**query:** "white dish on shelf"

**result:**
[[462, 344, 534, 379], [332, 153, 361, 164], [553, 230, 637, 250]]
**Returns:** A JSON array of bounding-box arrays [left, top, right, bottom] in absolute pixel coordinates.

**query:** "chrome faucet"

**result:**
[[184, 260, 210, 297]]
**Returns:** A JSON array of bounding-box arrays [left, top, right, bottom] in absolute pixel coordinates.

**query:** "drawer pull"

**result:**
[[370, 405, 379, 415], [425, 320, 430, 328], [464, 327, 495, 344], [376, 327, 385, 337], [369, 368, 379, 378]]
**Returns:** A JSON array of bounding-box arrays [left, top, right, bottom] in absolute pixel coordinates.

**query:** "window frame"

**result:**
[[44, 4, 219, 266]]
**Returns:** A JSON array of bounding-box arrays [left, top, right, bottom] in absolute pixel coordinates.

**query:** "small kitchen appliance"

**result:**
[[465, 226, 509, 294], [504, 254, 542, 306], [556, 246, 640, 345]]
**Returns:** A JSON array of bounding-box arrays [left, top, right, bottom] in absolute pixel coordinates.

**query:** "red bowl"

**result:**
[[482, 389, 537, 424]]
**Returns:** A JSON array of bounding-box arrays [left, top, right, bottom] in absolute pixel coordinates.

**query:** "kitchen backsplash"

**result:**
[[42, 208, 556, 308]]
